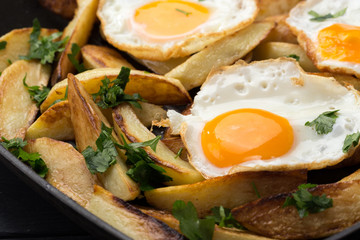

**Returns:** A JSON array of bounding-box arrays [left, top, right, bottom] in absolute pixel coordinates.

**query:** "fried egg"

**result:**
[[286, 0, 360, 77], [168, 59, 360, 178], [97, 0, 258, 61]]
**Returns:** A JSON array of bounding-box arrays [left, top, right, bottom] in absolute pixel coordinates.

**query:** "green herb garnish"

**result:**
[[118, 134, 172, 191], [308, 8, 347, 22], [175, 147, 183, 159], [0, 41, 7, 50], [176, 8, 192, 16], [251, 181, 261, 198], [49, 85, 68, 108], [23, 74, 50, 107], [287, 54, 300, 61], [7, 59, 12, 65], [206, 206, 244, 230], [67, 43, 86, 73], [172, 200, 215, 240], [92, 67, 145, 109], [20, 18, 68, 64], [282, 183, 333, 218], [305, 110, 339, 134], [82, 123, 118, 174], [343, 132, 360, 153], [1, 137, 48, 177]]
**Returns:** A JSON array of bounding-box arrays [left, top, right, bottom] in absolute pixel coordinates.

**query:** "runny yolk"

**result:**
[[318, 23, 360, 63], [133, 0, 209, 40], [201, 109, 294, 168]]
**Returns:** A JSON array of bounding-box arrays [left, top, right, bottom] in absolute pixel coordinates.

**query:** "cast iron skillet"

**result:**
[[0, 0, 360, 239]]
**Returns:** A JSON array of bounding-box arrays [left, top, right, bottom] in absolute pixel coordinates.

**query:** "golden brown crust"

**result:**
[[38, 0, 77, 19]]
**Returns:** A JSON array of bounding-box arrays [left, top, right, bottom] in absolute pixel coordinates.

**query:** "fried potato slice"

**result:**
[[133, 56, 189, 75], [313, 72, 360, 92], [141, 208, 274, 240], [262, 15, 298, 44], [161, 137, 187, 161], [50, 0, 98, 85], [256, 0, 300, 20], [252, 42, 318, 72], [86, 185, 183, 240], [165, 21, 275, 90], [67, 73, 140, 201], [145, 170, 306, 217], [113, 103, 204, 185], [232, 180, 360, 239], [0, 28, 57, 72], [38, 0, 77, 19], [132, 102, 167, 128], [0, 60, 50, 140], [81, 45, 135, 70], [25, 137, 94, 207], [26, 100, 74, 141], [41, 68, 191, 112]]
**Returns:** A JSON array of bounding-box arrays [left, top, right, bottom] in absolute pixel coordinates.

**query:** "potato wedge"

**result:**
[[81, 44, 134, 70], [232, 180, 360, 239], [25, 137, 94, 207], [0, 60, 51, 140], [312, 72, 360, 92], [41, 68, 191, 112], [145, 170, 306, 217], [133, 56, 189, 75], [252, 42, 318, 72], [161, 137, 187, 161], [50, 0, 98, 85], [0, 28, 57, 72], [141, 208, 274, 240], [67, 73, 140, 201], [165, 21, 275, 90], [86, 185, 183, 240], [38, 0, 77, 19], [113, 103, 204, 185], [26, 100, 74, 141], [256, 0, 300, 20], [262, 15, 298, 44], [132, 102, 167, 128]]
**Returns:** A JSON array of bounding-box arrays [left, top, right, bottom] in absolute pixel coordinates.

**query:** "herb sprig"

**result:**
[[92, 67, 145, 109], [206, 206, 244, 230], [308, 8, 347, 22], [0, 41, 7, 50], [68, 43, 86, 73], [23, 74, 50, 107], [343, 132, 360, 153], [20, 18, 68, 64], [1, 137, 48, 177], [287, 54, 300, 61], [305, 110, 339, 134], [282, 183, 333, 218]]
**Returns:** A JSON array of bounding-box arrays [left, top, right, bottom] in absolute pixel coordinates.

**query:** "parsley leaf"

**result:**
[[282, 183, 333, 218], [343, 132, 360, 153], [172, 200, 215, 240], [0, 41, 7, 50], [176, 8, 192, 16], [82, 123, 118, 174], [308, 8, 347, 22], [287, 54, 300, 61], [174, 147, 183, 159], [92, 67, 145, 109], [23, 74, 50, 107], [305, 110, 339, 134], [20, 18, 68, 64], [206, 206, 244, 230], [49, 85, 68, 107], [117, 134, 172, 191], [1, 137, 48, 177], [67, 43, 86, 73]]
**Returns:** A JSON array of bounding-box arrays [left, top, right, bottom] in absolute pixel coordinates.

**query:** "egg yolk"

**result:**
[[318, 23, 360, 63], [201, 109, 294, 168], [133, 0, 209, 40]]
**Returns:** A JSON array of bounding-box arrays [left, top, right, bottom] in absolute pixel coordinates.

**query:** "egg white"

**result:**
[[169, 59, 360, 178]]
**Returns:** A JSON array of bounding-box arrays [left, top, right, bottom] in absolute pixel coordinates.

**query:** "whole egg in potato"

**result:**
[[97, 0, 258, 61], [287, 0, 360, 78], [168, 59, 360, 178]]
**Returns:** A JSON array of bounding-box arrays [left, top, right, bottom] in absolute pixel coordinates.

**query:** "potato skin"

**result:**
[[38, 0, 77, 19]]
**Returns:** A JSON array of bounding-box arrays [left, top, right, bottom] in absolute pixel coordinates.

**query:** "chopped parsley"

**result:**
[[282, 183, 333, 218], [20, 18, 68, 64], [172, 200, 215, 240], [343, 132, 360, 153], [305, 110, 339, 135], [23, 74, 50, 107], [174, 147, 183, 159], [176, 8, 192, 16], [117, 134, 172, 191], [67, 43, 86, 73], [308, 8, 347, 22], [7, 59, 12, 65], [82, 123, 118, 174], [206, 206, 244, 230], [92, 67, 145, 109], [287, 54, 300, 61], [251, 182, 261, 198], [1, 137, 48, 177], [0, 41, 7, 50], [49, 85, 68, 108]]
